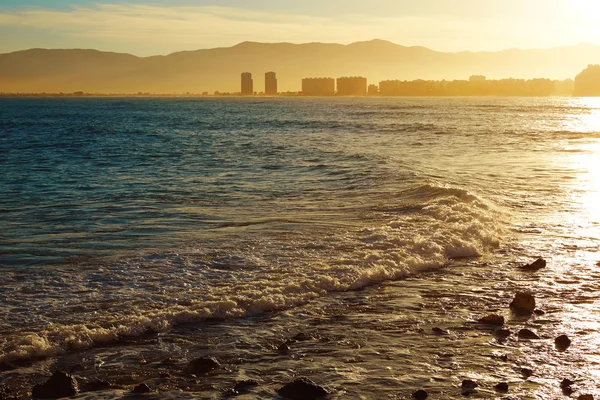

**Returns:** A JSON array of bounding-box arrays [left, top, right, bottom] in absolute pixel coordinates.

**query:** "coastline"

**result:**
[[2, 254, 598, 399]]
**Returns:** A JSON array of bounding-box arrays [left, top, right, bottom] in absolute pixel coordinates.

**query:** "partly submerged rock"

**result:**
[[277, 378, 328, 399], [495, 329, 511, 338], [131, 383, 151, 394], [494, 382, 509, 393], [185, 356, 221, 375], [521, 368, 533, 379], [520, 258, 547, 271], [555, 335, 572, 351], [477, 314, 505, 326], [412, 389, 428, 399], [510, 292, 536, 314], [461, 379, 478, 394], [560, 378, 575, 389], [31, 371, 79, 399], [578, 395, 594, 400], [277, 343, 291, 354], [431, 327, 449, 335], [518, 328, 540, 340]]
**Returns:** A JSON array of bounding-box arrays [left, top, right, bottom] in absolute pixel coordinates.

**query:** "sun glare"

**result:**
[[571, 0, 600, 19]]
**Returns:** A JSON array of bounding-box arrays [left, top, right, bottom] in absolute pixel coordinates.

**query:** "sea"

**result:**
[[0, 97, 599, 399]]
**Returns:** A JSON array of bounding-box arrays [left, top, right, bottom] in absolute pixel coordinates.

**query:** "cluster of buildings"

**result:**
[[238, 72, 576, 97], [240, 72, 370, 96], [241, 72, 277, 95]]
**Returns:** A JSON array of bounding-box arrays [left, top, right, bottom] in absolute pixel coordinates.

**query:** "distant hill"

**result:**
[[1, 40, 600, 94]]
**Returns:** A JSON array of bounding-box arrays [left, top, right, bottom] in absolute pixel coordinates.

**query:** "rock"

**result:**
[[81, 380, 110, 392], [518, 328, 540, 339], [555, 335, 571, 350], [132, 383, 151, 394], [521, 368, 533, 379], [520, 258, 547, 271], [278, 343, 291, 354], [534, 309, 545, 316], [510, 292, 536, 314], [560, 378, 575, 389], [233, 380, 259, 394], [293, 332, 311, 341], [185, 356, 221, 374], [277, 378, 328, 399], [578, 395, 594, 400], [477, 314, 505, 326], [31, 371, 79, 399], [413, 389, 428, 399], [431, 327, 448, 335], [563, 386, 574, 396], [461, 379, 478, 392], [495, 329, 511, 338], [494, 382, 509, 393]]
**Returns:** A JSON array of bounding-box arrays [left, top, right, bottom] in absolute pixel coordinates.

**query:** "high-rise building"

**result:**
[[301, 78, 335, 96], [336, 77, 367, 96], [265, 72, 277, 95], [241, 72, 253, 95]]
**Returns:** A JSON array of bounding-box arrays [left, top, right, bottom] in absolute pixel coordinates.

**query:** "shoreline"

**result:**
[[1, 256, 598, 399]]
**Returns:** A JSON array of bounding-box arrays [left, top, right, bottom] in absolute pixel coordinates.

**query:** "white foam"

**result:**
[[0, 183, 505, 365]]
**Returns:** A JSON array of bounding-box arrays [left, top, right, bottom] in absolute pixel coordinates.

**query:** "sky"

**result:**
[[0, 0, 599, 56]]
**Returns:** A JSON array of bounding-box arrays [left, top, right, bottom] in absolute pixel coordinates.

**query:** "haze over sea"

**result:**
[[1, 97, 600, 398]]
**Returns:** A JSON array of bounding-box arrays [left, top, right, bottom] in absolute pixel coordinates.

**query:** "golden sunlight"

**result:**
[[571, 0, 600, 19]]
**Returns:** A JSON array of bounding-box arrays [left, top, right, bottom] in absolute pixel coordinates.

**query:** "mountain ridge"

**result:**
[[1, 40, 599, 93]]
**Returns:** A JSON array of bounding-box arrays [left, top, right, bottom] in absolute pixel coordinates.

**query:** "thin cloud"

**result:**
[[0, 3, 596, 55]]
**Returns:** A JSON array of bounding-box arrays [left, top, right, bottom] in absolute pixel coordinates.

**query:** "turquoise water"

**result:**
[[1, 97, 599, 398]]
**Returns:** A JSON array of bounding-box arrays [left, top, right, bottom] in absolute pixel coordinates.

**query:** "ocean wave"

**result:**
[[0, 183, 504, 366]]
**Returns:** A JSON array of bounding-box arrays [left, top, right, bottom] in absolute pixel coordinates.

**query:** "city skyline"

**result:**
[[1, 1, 600, 56]]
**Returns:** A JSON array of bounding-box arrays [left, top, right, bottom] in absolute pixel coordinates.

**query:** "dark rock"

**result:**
[[496, 329, 511, 338], [498, 354, 509, 362], [555, 335, 571, 351], [461, 379, 478, 391], [510, 292, 536, 314], [520, 258, 547, 271], [32, 371, 79, 399], [293, 332, 311, 341], [560, 378, 575, 389], [521, 368, 533, 379], [185, 356, 221, 374], [278, 343, 291, 354], [233, 380, 259, 394], [534, 309, 545, 316], [578, 395, 594, 400], [277, 378, 328, 399], [432, 327, 448, 335], [81, 380, 110, 392], [518, 328, 540, 339], [477, 314, 505, 326], [494, 382, 509, 393], [563, 386, 574, 396], [132, 383, 151, 394], [413, 389, 428, 399]]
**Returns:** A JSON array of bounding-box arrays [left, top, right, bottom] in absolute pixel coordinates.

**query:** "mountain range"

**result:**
[[1, 40, 600, 94]]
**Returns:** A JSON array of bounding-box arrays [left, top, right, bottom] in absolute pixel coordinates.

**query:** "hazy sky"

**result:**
[[1, 0, 599, 55]]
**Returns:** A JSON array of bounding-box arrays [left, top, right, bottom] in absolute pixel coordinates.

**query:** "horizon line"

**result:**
[[2, 39, 599, 58]]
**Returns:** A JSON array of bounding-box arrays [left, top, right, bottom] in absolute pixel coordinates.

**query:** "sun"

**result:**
[[570, 0, 600, 19]]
